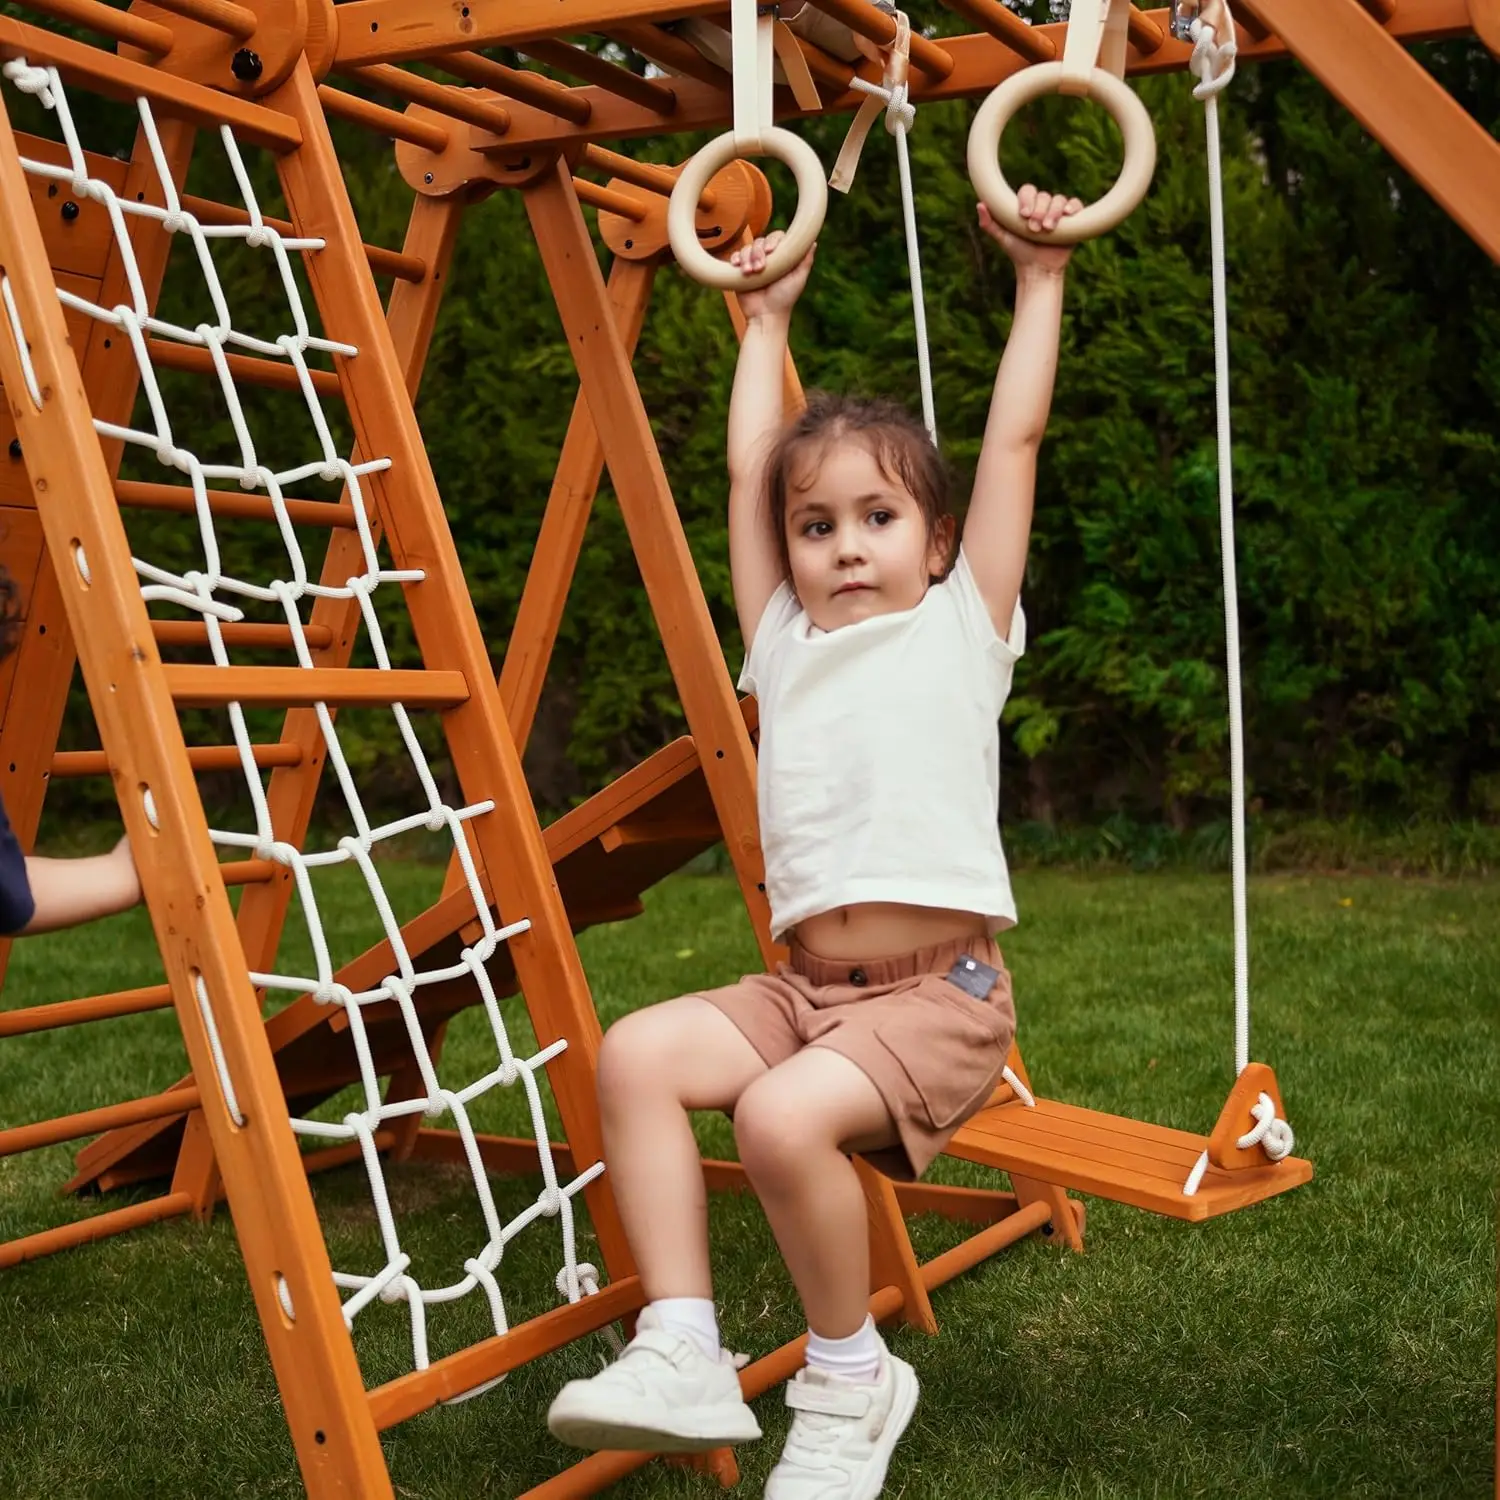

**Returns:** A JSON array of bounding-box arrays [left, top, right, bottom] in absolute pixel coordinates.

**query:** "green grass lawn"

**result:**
[[0, 868, 1495, 1498]]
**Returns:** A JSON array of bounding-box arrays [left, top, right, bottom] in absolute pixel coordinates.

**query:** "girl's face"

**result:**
[[783, 439, 950, 632]]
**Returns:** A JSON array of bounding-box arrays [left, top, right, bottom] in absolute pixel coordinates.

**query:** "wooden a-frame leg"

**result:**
[[522, 161, 778, 967]]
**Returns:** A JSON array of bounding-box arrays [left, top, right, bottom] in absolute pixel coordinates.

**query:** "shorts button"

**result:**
[[848, 967, 868, 987]]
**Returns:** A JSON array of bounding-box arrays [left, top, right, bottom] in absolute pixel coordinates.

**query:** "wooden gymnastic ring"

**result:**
[[966, 63, 1157, 245], [667, 128, 826, 290]]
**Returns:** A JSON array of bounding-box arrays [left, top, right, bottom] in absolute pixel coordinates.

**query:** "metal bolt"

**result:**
[[424, 173, 434, 184], [61, 200, 79, 222], [231, 48, 263, 82]]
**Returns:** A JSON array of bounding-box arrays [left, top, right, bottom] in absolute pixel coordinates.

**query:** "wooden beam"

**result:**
[[333, 0, 730, 66], [1240, 0, 1500, 262]]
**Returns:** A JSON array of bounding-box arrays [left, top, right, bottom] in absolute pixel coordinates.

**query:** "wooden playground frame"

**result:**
[[0, 1, 1492, 1496]]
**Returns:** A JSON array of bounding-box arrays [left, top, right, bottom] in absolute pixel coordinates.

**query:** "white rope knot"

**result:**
[[537, 1184, 562, 1216], [884, 82, 915, 136], [1189, 19, 1237, 97], [3, 59, 55, 107], [1238, 1091, 1294, 1160]]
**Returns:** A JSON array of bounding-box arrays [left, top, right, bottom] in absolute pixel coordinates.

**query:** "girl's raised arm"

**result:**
[[727, 234, 815, 650], [963, 188, 1080, 636]]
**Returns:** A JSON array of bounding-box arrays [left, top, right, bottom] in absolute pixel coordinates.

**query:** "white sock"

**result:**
[[804, 1315, 884, 1384], [650, 1297, 720, 1361]]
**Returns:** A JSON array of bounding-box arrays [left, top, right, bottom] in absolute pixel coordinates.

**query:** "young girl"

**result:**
[[549, 184, 1081, 1498]]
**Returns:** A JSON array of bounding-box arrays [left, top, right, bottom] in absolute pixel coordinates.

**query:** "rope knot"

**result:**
[[883, 83, 915, 136], [1189, 18, 1237, 97], [3, 60, 55, 108], [1238, 1092, 1294, 1160]]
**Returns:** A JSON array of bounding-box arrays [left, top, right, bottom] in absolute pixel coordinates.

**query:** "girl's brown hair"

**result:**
[[765, 392, 953, 578]]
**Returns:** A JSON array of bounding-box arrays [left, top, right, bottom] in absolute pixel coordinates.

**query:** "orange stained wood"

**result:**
[[1473, 0, 1500, 51], [436, 49, 593, 124], [943, 0, 1058, 61], [1206, 1060, 1289, 1171], [318, 83, 450, 151], [270, 53, 636, 1284], [0, 982, 176, 1036], [0, 15, 302, 150], [146, 338, 343, 397], [0, 115, 196, 999], [115, 479, 357, 527], [441, 3, 1478, 152], [50, 743, 303, 778], [0, 1192, 194, 1271], [523, 160, 778, 965], [333, 0, 732, 67], [1238, 0, 1500, 262], [161, 664, 468, 707], [0, 1087, 205, 1157], [520, 37, 678, 113], [948, 1096, 1314, 1221], [0, 79, 392, 1500]]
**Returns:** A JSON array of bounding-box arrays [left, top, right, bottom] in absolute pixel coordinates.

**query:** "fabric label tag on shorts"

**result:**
[[945, 956, 999, 1001]]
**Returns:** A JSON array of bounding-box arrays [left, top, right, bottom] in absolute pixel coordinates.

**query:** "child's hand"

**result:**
[[978, 186, 1084, 275], [732, 230, 816, 320]]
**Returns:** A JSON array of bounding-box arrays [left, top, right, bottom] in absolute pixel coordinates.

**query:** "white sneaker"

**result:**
[[764, 1349, 919, 1499], [547, 1308, 763, 1453]]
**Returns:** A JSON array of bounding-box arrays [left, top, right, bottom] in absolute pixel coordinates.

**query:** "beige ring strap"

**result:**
[[966, 63, 1156, 245], [667, 128, 828, 290]]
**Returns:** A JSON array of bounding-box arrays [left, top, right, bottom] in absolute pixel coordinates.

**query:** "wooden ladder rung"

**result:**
[[146, 339, 342, 398], [949, 1096, 1313, 1223], [0, 1192, 195, 1271], [0, 1086, 202, 1159], [152, 620, 335, 650], [116, 480, 358, 529], [51, 743, 303, 778], [0, 982, 174, 1037], [162, 665, 468, 708]]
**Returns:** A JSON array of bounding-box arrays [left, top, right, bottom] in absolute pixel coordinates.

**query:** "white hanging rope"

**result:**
[[3, 61, 610, 1385], [847, 71, 936, 444], [1179, 4, 1292, 1196]]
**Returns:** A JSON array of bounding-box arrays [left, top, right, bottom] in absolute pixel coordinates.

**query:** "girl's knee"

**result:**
[[597, 1009, 670, 1108], [733, 1079, 807, 1179]]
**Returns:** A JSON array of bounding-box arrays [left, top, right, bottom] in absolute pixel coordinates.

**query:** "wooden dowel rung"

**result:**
[[574, 177, 647, 222], [340, 63, 512, 136], [1126, 4, 1165, 52], [580, 144, 714, 210], [939, 0, 1056, 61], [115, 479, 358, 529], [607, 24, 731, 89], [51, 741, 304, 778], [146, 0, 255, 40], [179, 193, 425, 284], [163, 664, 469, 708], [150, 620, 336, 650], [220, 859, 278, 886], [520, 39, 677, 114], [437, 51, 592, 124], [806, 0, 955, 77], [12, 0, 173, 55], [317, 84, 451, 152], [145, 339, 343, 397], [0, 1087, 203, 1159], [0, 1192, 194, 1270], [0, 983, 174, 1037]]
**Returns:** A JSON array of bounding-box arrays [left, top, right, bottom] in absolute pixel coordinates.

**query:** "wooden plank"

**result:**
[[1239, 0, 1500, 262], [949, 1099, 1313, 1221], [332, 0, 730, 66], [162, 664, 468, 707]]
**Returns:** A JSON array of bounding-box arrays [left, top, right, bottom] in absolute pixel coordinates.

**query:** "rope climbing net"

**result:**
[[1, 59, 607, 1389]]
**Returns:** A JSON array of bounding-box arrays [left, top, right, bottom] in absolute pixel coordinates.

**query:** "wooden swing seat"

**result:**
[[949, 1094, 1313, 1222]]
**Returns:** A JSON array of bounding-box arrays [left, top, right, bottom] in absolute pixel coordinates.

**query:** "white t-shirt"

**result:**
[[739, 548, 1024, 943]]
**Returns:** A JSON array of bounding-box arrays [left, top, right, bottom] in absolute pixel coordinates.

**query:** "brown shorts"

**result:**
[[697, 936, 1016, 1181]]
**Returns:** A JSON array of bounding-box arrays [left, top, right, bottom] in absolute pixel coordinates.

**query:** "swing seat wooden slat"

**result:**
[[948, 1095, 1313, 1222]]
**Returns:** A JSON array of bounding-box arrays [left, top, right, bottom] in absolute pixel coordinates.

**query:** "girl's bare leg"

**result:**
[[732, 1048, 896, 1337], [596, 996, 768, 1300]]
